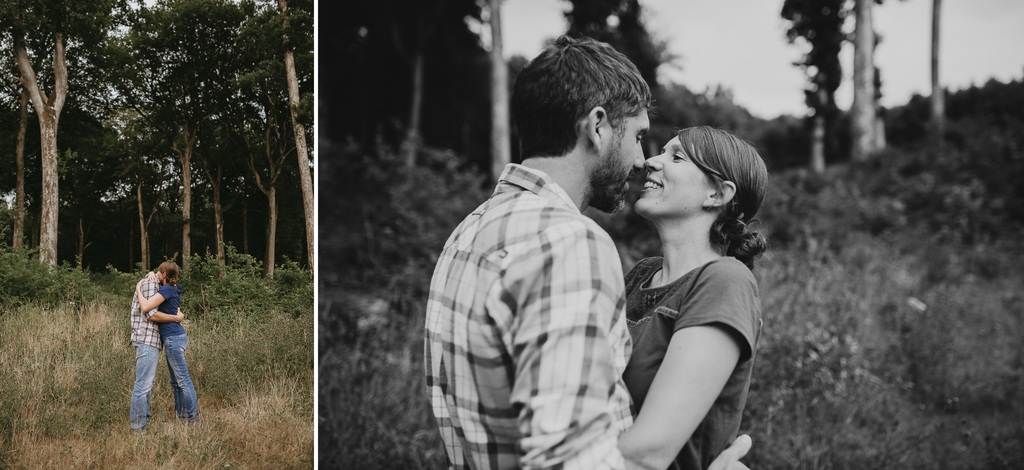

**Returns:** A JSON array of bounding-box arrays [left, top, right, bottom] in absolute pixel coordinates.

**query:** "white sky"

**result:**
[[502, 0, 1024, 119]]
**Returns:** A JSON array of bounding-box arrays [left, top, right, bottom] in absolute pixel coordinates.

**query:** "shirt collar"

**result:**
[[495, 163, 580, 214]]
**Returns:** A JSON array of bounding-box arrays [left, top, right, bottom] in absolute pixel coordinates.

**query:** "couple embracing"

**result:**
[[425, 36, 768, 470], [129, 260, 199, 433]]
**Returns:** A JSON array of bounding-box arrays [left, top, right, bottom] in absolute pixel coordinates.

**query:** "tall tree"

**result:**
[[782, 0, 847, 174], [120, 0, 245, 269], [850, 0, 877, 161], [10, 12, 65, 265], [488, 0, 510, 181], [2, 0, 120, 265], [930, 0, 944, 138], [276, 0, 314, 270]]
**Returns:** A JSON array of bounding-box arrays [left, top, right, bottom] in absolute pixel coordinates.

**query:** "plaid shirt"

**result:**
[[425, 164, 634, 470], [130, 278, 161, 349]]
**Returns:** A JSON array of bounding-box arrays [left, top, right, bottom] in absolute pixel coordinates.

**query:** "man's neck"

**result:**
[[520, 152, 592, 211]]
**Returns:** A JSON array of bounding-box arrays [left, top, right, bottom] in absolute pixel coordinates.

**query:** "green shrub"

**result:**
[[0, 245, 95, 309]]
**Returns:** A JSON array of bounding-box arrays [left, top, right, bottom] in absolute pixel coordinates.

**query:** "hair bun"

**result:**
[[713, 216, 767, 269]]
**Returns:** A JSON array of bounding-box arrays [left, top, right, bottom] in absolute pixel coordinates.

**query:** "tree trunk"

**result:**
[[77, 212, 91, 270], [930, 0, 945, 139], [242, 196, 249, 255], [875, 109, 887, 150], [489, 0, 511, 182], [265, 186, 278, 278], [850, 0, 876, 161], [137, 180, 151, 271], [15, 28, 67, 266], [213, 177, 225, 267], [204, 162, 226, 267], [403, 50, 425, 170], [14, 88, 27, 249], [172, 124, 197, 269], [278, 0, 315, 271], [810, 113, 826, 174]]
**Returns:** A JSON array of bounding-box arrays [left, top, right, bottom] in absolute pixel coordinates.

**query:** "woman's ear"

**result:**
[[702, 180, 737, 210]]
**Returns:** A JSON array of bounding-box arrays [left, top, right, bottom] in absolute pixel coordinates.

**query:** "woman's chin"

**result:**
[[633, 200, 656, 220]]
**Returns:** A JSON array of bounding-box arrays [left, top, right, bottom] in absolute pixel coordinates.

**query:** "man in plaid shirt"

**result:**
[[425, 36, 752, 470], [427, 35, 644, 469], [129, 272, 184, 432]]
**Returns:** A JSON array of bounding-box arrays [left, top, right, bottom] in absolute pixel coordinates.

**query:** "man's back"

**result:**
[[425, 165, 633, 470]]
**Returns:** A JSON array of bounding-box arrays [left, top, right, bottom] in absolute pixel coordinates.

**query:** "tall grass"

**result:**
[[320, 143, 1024, 468], [0, 249, 313, 469]]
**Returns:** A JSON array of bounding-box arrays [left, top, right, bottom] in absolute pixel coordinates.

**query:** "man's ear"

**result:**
[[581, 106, 609, 150], [703, 180, 737, 210]]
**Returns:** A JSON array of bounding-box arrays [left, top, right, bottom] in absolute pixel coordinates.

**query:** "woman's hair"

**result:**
[[511, 35, 653, 160], [158, 261, 181, 286], [677, 126, 769, 269]]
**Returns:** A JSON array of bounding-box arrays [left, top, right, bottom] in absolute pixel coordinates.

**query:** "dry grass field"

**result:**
[[0, 277, 313, 469]]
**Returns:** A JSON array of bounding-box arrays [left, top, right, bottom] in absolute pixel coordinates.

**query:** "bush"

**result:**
[[0, 245, 95, 309]]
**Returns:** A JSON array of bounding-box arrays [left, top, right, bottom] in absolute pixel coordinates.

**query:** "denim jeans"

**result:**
[[163, 334, 199, 424], [130, 343, 160, 431]]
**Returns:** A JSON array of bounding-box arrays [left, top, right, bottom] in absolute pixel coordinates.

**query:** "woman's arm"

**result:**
[[619, 325, 742, 470], [136, 285, 166, 313], [149, 310, 183, 323]]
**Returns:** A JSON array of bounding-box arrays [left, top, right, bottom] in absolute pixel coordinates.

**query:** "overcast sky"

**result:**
[[502, 0, 1024, 119]]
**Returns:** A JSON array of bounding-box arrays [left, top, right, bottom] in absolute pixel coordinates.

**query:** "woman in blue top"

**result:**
[[136, 260, 199, 425]]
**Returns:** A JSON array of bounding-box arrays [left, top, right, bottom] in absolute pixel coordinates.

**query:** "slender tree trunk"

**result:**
[[204, 162, 226, 267], [14, 88, 27, 249], [137, 180, 151, 271], [15, 28, 67, 266], [77, 212, 91, 270], [278, 0, 315, 271], [875, 110, 887, 150], [242, 196, 249, 255], [265, 186, 278, 278], [810, 113, 826, 174], [489, 0, 511, 182], [851, 0, 876, 161], [403, 50, 425, 169], [172, 124, 197, 269], [930, 0, 945, 139], [213, 179, 225, 267]]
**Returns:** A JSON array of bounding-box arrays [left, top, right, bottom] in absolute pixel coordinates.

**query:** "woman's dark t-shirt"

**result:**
[[622, 257, 762, 470], [156, 284, 185, 339]]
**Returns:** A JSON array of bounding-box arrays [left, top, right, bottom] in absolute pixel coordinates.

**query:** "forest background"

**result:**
[[0, 0, 314, 467], [322, 0, 1024, 468]]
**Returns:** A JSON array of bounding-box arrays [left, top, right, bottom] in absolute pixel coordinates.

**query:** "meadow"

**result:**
[[0, 248, 314, 469], [319, 136, 1024, 468]]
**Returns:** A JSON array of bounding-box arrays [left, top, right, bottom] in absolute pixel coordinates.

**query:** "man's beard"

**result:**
[[588, 148, 629, 213]]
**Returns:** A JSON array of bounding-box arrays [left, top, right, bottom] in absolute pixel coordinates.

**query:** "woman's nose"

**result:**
[[644, 155, 664, 171]]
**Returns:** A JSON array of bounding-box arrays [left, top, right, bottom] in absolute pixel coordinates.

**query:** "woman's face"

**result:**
[[157, 270, 167, 284], [635, 136, 718, 221]]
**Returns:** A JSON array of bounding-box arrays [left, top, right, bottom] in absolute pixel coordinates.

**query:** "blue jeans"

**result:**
[[130, 343, 160, 430], [163, 334, 199, 424]]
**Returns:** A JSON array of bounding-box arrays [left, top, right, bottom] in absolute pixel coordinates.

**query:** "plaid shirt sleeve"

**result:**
[[499, 220, 632, 469], [130, 278, 162, 349]]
